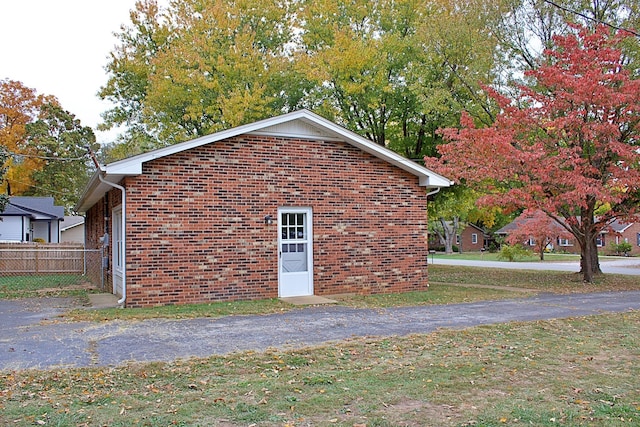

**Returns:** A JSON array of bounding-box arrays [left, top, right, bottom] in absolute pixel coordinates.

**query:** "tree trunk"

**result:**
[[439, 217, 459, 254], [577, 201, 602, 282]]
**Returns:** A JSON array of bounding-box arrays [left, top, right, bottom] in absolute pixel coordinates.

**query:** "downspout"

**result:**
[[86, 146, 127, 306], [426, 187, 440, 197], [97, 173, 127, 305]]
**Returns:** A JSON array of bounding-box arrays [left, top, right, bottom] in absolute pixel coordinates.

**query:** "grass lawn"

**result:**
[[62, 265, 640, 322], [1, 266, 639, 425], [1, 311, 638, 426], [0, 274, 94, 300]]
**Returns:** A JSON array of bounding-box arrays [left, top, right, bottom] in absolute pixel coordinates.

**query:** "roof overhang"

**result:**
[[76, 109, 452, 212]]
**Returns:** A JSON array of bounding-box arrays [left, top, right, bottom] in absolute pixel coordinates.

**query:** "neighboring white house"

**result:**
[[60, 216, 85, 243], [0, 197, 65, 243]]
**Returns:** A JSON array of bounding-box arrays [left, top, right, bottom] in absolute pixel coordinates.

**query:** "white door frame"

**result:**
[[278, 207, 313, 297], [112, 205, 123, 297]]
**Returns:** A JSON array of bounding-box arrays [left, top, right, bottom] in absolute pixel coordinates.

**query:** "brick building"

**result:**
[[76, 110, 451, 307]]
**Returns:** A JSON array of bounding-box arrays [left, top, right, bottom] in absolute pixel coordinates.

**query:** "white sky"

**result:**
[[0, 1, 139, 144]]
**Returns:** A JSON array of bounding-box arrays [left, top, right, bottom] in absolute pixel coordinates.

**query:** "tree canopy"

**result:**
[[0, 79, 97, 212], [99, 0, 506, 161], [426, 25, 640, 282]]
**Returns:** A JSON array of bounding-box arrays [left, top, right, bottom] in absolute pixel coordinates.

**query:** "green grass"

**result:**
[[432, 251, 626, 262], [62, 265, 640, 322], [1, 311, 638, 426], [430, 264, 640, 293], [0, 274, 94, 299]]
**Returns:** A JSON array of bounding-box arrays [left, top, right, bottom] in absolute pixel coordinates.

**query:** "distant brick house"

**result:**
[[606, 220, 640, 256], [76, 110, 451, 307], [458, 223, 489, 252], [496, 213, 640, 256]]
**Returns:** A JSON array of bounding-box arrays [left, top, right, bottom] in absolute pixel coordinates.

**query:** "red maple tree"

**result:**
[[504, 210, 573, 261], [426, 25, 640, 282]]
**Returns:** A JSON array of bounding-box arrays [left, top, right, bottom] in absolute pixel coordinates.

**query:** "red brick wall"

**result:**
[[459, 226, 484, 252], [612, 222, 640, 256], [87, 135, 430, 307], [85, 188, 123, 293]]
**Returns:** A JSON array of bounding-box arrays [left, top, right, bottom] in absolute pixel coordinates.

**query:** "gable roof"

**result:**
[[496, 212, 638, 236], [61, 215, 85, 231], [76, 109, 452, 212], [2, 197, 64, 219]]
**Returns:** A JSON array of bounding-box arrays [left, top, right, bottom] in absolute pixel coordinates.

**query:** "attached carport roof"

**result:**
[[76, 109, 452, 212]]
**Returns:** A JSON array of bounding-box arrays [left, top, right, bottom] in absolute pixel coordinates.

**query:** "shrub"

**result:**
[[497, 244, 532, 262], [614, 242, 632, 256]]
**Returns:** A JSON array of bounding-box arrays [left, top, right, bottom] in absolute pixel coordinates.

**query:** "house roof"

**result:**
[[76, 109, 452, 212], [60, 215, 85, 231], [1, 197, 64, 219], [496, 212, 637, 235]]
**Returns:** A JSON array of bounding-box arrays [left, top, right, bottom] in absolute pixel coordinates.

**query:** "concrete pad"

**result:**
[[87, 293, 121, 309], [280, 295, 338, 305]]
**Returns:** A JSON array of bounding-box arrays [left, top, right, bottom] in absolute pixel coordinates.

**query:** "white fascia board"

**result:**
[[96, 109, 451, 191], [102, 111, 319, 176], [290, 113, 453, 188]]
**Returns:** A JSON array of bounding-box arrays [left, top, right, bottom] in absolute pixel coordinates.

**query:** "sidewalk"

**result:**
[[2, 291, 639, 371]]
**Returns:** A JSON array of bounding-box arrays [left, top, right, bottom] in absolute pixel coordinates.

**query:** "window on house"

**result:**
[[528, 238, 535, 246], [637, 233, 640, 246], [596, 235, 604, 247], [558, 238, 572, 247], [471, 233, 478, 244]]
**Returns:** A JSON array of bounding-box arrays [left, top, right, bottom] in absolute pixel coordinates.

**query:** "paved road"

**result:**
[[1, 291, 639, 371], [430, 257, 640, 275]]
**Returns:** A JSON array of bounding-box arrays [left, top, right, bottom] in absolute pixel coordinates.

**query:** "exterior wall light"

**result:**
[[264, 215, 274, 225]]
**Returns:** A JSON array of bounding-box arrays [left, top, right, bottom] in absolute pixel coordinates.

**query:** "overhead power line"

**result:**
[[5, 151, 87, 162], [541, 0, 640, 37]]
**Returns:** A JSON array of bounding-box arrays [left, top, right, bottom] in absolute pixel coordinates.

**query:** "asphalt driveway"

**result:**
[[1, 291, 640, 371]]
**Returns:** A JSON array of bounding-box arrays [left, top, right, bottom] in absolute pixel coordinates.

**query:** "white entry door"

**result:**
[[278, 208, 313, 297]]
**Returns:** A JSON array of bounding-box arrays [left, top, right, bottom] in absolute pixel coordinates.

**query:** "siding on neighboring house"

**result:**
[[0, 216, 29, 242], [60, 217, 86, 244]]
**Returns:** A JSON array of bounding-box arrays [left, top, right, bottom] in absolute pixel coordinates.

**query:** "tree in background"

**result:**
[[0, 79, 96, 212], [0, 79, 51, 195], [100, 0, 306, 153], [99, 0, 505, 160], [504, 210, 572, 261], [428, 186, 500, 254], [0, 145, 8, 212], [294, 0, 503, 159], [24, 103, 97, 211], [427, 25, 640, 282]]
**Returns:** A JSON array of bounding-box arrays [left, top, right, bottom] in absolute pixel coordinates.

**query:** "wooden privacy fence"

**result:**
[[0, 243, 104, 289]]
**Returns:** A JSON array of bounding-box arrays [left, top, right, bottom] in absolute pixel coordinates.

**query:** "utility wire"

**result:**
[[3, 178, 77, 197], [5, 151, 87, 162], [541, 0, 640, 37]]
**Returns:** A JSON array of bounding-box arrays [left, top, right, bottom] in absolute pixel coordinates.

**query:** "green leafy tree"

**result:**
[[1, 79, 95, 212], [294, 0, 504, 158], [100, 0, 506, 161], [24, 103, 97, 212], [100, 0, 306, 156], [428, 186, 488, 254]]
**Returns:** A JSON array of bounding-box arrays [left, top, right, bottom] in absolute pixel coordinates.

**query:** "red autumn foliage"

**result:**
[[425, 24, 640, 282]]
